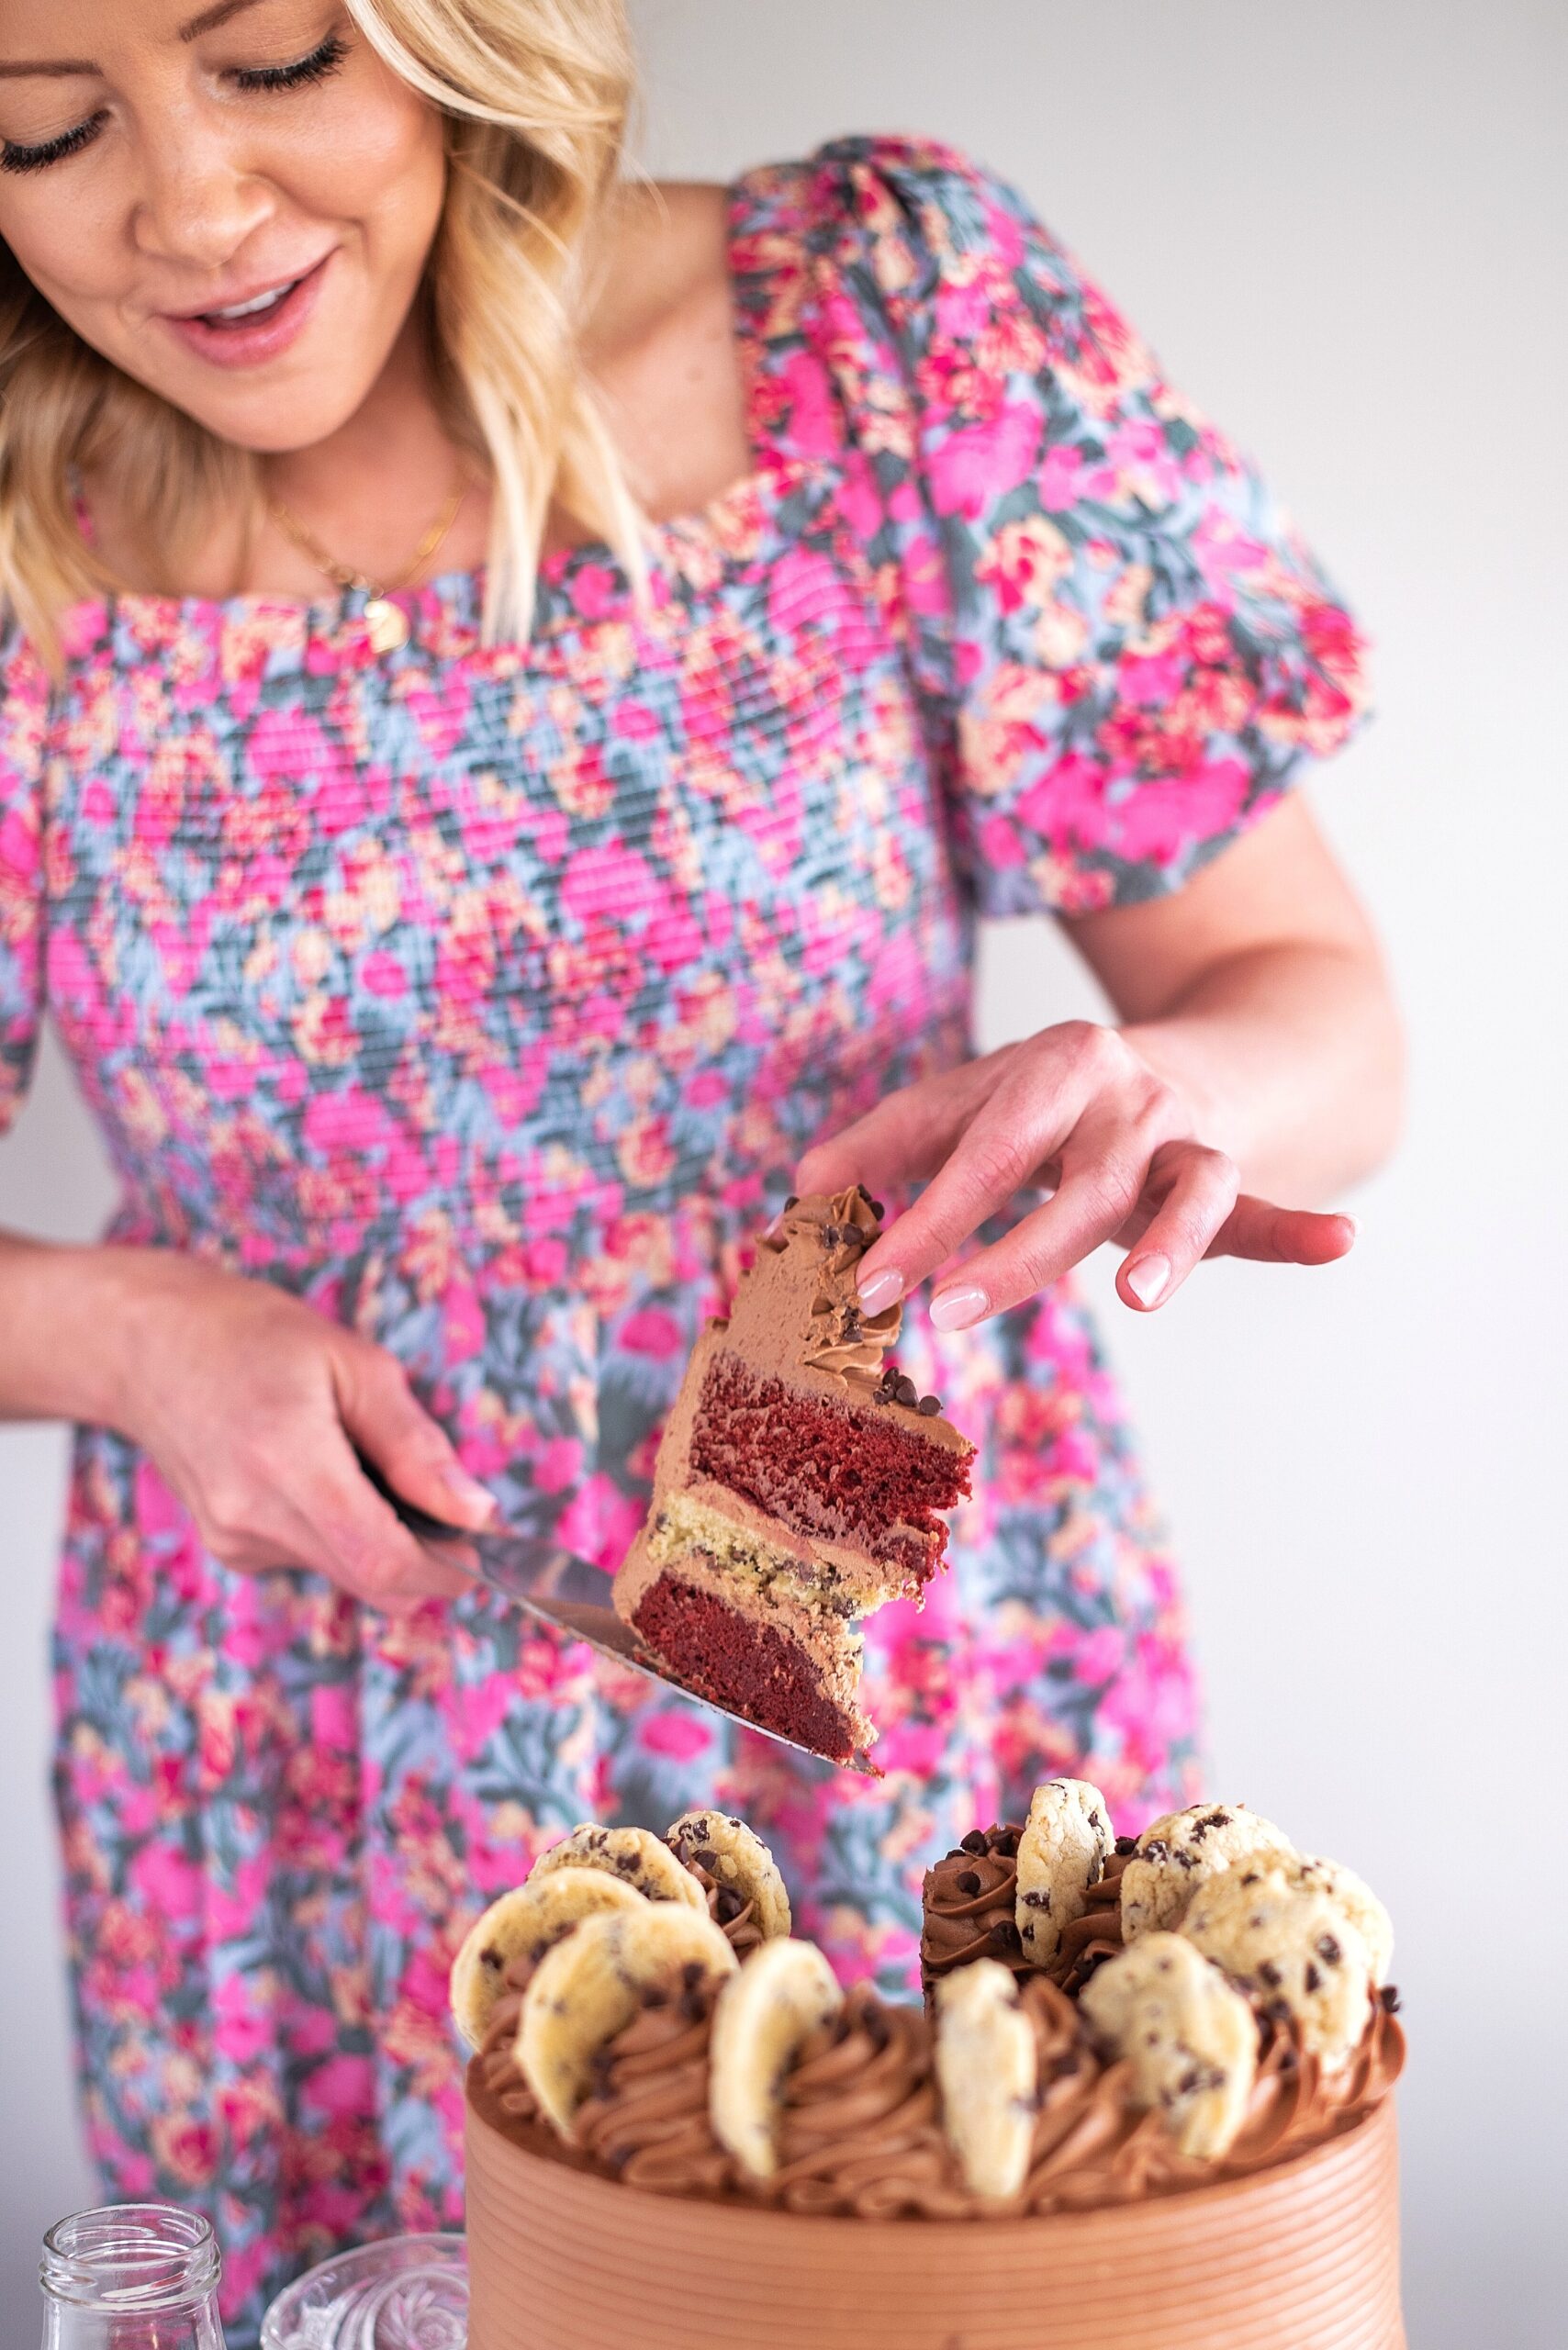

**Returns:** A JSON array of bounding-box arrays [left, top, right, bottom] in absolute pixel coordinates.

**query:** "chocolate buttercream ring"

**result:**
[[710, 1938, 845, 2179], [518, 1905, 738, 2140]]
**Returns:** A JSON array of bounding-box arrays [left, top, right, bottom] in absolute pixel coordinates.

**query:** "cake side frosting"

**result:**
[[471, 1957, 1404, 2221]]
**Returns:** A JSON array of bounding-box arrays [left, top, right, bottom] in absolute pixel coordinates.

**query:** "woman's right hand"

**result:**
[[98, 1248, 493, 1609]]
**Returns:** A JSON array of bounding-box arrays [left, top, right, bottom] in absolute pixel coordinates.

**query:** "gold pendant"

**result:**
[[364, 596, 409, 655]]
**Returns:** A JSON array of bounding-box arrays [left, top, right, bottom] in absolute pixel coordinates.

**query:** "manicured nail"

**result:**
[[857, 1267, 905, 1316], [442, 1464, 496, 1523], [930, 1283, 987, 1333], [1124, 1253, 1170, 1308]]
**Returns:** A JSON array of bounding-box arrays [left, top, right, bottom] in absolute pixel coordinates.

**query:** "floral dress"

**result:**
[[0, 140, 1365, 2342]]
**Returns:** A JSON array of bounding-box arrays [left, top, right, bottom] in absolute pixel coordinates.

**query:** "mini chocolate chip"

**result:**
[[1380, 1984, 1402, 2014], [1316, 1934, 1343, 1967], [871, 1198, 886, 1219], [1144, 1839, 1170, 1863], [1114, 1835, 1138, 1857], [988, 1919, 1023, 1953], [1258, 1961, 1282, 1989], [955, 1869, 982, 1896], [1305, 1962, 1321, 1995], [987, 1827, 1021, 1858], [783, 1194, 799, 1211], [960, 1830, 989, 1855], [917, 1393, 941, 1416], [896, 1373, 920, 1406]]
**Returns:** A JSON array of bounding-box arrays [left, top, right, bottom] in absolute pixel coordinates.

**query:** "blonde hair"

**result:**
[[0, 0, 644, 665]]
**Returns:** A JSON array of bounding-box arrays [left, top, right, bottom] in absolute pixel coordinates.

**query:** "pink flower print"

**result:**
[[560, 842, 657, 930], [362, 948, 409, 999], [568, 562, 623, 622], [246, 704, 332, 786], [926, 400, 1041, 520], [619, 1305, 684, 1359], [150, 2114, 221, 2192], [301, 2052, 376, 2120], [533, 1438, 584, 1494], [554, 1473, 644, 1572], [639, 1708, 713, 1762]]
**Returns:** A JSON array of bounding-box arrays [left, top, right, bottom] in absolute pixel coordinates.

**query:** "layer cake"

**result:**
[[611, 1187, 974, 1762], [454, 1786, 1406, 2350]]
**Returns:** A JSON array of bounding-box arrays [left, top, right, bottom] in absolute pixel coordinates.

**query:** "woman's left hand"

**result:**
[[795, 1021, 1355, 1330]]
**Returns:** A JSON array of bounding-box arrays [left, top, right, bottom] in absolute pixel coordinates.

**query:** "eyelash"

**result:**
[[0, 31, 350, 173], [233, 31, 349, 94]]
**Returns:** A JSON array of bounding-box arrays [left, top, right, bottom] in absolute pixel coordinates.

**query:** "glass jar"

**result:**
[[39, 2205, 226, 2349]]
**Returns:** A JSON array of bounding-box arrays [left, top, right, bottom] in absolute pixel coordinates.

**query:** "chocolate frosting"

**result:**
[[477, 1936, 1405, 2220], [921, 1825, 1129, 1995], [474, 1860, 765, 2131]]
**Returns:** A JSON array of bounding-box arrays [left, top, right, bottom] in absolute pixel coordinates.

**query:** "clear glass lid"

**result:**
[[260, 2234, 466, 2350]]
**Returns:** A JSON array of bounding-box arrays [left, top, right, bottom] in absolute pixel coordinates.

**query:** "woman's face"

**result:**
[[0, 1, 446, 452]]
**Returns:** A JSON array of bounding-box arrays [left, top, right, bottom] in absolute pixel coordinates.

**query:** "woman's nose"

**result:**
[[130, 128, 277, 275]]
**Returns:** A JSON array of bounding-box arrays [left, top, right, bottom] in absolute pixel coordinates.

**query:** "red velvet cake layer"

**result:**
[[630, 1572, 858, 1762], [689, 1355, 970, 1584]]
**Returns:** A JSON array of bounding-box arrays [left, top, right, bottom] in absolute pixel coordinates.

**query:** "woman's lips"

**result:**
[[160, 252, 332, 370]]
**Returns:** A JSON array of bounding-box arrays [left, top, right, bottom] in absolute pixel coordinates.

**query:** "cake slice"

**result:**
[[611, 1187, 974, 1763]]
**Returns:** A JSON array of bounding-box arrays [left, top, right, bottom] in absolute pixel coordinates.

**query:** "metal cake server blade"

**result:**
[[380, 1493, 879, 1775]]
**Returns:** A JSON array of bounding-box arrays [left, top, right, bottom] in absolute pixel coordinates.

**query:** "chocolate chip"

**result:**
[[1114, 1835, 1138, 1857], [955, 1870, 982, 1896], [988, 1919, 1023, 1953], [783, 1194, 799, 1212], [959, 1830, 988, 1855], [1305, 1962, 1321, 1995], [1258, 1961, 1282, 1989], [917, 1393, 941, 1416], [1380, 1984, 1402, 2014], [987, 1827, 1021, 1858], [896, 1373, 920, 1407], [871, 1198, 886, 1219], [1316, 1934, 1342, 1967]]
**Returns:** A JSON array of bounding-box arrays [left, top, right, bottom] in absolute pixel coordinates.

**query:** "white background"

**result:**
[[3, 2, 1564, 2340]]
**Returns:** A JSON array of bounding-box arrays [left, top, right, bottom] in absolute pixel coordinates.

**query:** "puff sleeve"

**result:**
[[807, 138, 1370, 913], [0, 632, 49, 1134]]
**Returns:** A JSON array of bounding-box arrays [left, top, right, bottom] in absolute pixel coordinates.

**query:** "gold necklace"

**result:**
[[263, 471, 467, 654]]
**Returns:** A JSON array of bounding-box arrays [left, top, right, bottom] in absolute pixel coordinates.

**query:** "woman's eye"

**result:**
[[0, 114, 106, 174], [232, 31, 349, 93]]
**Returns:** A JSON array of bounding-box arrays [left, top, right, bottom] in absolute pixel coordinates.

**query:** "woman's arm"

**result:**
[[1070, 798, 1401, 1199], [0, 1230, 492, 1605], [798, 798, 1402, 1326]]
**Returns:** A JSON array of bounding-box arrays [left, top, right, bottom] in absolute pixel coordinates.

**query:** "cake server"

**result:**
[[358, 1457, 878, 1774]]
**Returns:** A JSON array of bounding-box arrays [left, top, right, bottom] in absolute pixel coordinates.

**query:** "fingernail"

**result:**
[[930, 1283, 987, 1333], [442, 1464, 496, 1523], [1125, 1253, 1170, 1308], [857, 1267, 905, 1316]]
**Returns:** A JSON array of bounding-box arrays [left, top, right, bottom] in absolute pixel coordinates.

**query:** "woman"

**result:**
[[0, 0, 1399, 2335]]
